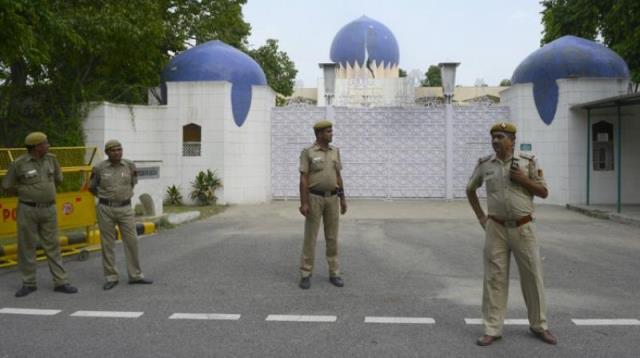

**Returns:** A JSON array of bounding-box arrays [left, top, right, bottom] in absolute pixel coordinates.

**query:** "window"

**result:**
[[592, 121, 613, 171], [183, 123, 201, 157]]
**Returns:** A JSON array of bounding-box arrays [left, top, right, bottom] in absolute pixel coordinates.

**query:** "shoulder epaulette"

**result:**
[[478, 155, 492, 164], [519, 152, 535, 160]]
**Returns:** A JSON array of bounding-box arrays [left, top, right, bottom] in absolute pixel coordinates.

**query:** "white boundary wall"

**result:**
[[84, 81, 275, 214]]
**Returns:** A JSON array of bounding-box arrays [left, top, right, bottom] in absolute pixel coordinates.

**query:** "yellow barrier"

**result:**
[[0, 192, 97, 236]]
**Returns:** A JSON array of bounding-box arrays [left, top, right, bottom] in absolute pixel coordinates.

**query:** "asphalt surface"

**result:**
[[1, 200, 639, 358]]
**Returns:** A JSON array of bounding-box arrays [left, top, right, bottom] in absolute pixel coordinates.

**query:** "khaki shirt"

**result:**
[[2, 153, 62, 203], [466, 151, 547, 219], [299, 143, 342, 192], [89, 159, 137, 201]]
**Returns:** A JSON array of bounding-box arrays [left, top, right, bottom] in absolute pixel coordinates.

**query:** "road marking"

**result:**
[[572, 319, 640, 326], [0, 308, 61, 316], [70, 310, 143, 318], [169, 313, 241, 320], [365, 316, 435, 324], [265, 314, 337, 322], [465, 318, 529, 325]]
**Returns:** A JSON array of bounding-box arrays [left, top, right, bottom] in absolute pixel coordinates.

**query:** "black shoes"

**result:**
[[530, 327, 558, 345], [128, 278, 153, 285], [103, 281, 118, 290], [299, 276, 311, 289], [53, 283, 78, 294], [15, 286, 37, 297], [329, 276, 344, 287], [476, 335, 502, 346]]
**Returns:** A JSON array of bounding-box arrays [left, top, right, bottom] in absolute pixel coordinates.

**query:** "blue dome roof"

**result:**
[[512, 35, 629, 125], [330, 16, 399, 69], [162, 40, 267, 127]]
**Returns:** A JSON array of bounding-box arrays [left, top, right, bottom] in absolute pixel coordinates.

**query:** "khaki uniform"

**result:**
[[299, 143, 342, 278], [1, 153, 68, 287], [467, 151, 549, 336], [89, 159, 144, 283]]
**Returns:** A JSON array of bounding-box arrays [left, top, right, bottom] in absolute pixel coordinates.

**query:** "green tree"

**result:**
[[247, 39, 298, 106], [541, 0, 640, 84], [0, 0, 253, 147], [421, 65, 442, 87], [499, 79, 512, 86]]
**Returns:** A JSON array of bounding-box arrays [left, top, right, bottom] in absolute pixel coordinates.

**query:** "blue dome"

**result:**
[[330, 16, 399, 69], [162, 40, 267, 127], [512, 35, 629, 125]]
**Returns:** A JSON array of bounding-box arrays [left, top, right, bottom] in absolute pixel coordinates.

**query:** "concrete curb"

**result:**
[[566, 204, 640, 227]]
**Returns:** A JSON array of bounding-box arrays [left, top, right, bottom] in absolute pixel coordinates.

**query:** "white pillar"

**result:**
[[445, 103, 454, 199]]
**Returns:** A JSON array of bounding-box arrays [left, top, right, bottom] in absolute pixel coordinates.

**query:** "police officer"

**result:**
[[298, 120, 347, 289], [466, 122, 557, 346], [89, 140, 152, 290], [1, 132, 78, 297]]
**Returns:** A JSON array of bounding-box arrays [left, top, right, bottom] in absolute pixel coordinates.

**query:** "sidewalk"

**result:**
[[566, 203, 640, 227]]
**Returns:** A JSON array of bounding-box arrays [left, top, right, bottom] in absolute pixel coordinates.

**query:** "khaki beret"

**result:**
[[104, 139, 122, 152], [490, 122, 517, 134], [25, 132, 47, 146], [313, 120, 333, 130]]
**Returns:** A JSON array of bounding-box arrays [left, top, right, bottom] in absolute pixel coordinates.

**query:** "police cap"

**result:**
[[490, 122, 517, 134], [104, 139, 122, 152], [25, 132, 47, 146]]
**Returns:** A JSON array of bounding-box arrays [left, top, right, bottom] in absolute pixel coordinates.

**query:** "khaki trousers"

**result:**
[[299, 194, 340, 278], [16, 203, 68, 287], [97, 204, 144, 283], [482, 219, 548, 336]]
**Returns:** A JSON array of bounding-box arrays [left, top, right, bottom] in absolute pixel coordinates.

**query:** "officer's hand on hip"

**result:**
[[299, 204, 310, 217], [340, 199, 347, 215], [479, 215, 488, 230]]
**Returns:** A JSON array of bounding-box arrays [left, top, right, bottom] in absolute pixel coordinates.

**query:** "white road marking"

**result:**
[[464, 318, 529, 325], [70, 310, 143, 318], [0, 308, 61, 316], [169, 313, 241, 320], [365, 316, 435, 324], [572, 319, 640, 326], [265, 314, 337, 322]]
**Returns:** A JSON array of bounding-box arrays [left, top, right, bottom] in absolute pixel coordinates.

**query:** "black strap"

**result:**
[[99, 198, 131, 207]]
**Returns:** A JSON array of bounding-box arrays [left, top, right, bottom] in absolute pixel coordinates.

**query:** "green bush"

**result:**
[[165, 185, 183, 205], [190, 170, 222, 205]]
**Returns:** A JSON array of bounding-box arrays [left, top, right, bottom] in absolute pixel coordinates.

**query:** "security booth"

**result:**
[[573, 92, 640, 214], [0, 146, 99, 267]]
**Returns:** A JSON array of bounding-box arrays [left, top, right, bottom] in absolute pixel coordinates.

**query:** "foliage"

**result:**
[[0, 0, 253, 147], [398, 68, 407, 77], [189, 169, 222, 205], [165, 184, 183, 205], [421, 65, 442, 87], [540, 0, 640, 84], [499, 79, 512, 86], [247, 39, 297, 104]]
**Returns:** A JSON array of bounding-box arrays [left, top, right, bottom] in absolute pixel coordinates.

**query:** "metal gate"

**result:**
[[272, 104, 508, 199]]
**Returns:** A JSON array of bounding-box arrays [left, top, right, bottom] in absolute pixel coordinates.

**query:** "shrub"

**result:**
[[165, 185, 183, 205], [189, 170, 222, 205]]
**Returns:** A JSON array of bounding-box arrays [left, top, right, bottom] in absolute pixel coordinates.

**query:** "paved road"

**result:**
[[1, 200, 639, 357]]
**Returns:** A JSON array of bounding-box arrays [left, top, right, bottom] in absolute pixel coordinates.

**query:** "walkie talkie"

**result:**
[[510, 157, 519, 182]]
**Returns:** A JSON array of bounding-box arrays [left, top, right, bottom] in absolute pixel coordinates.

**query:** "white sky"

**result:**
[[243, 0, 544, 87]]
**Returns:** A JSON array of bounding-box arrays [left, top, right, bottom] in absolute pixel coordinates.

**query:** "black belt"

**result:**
[[19, 200, 55, 208], [309, 189, 337, 197], [489, 214, 533, 228], [99, 198, 131, 207]]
